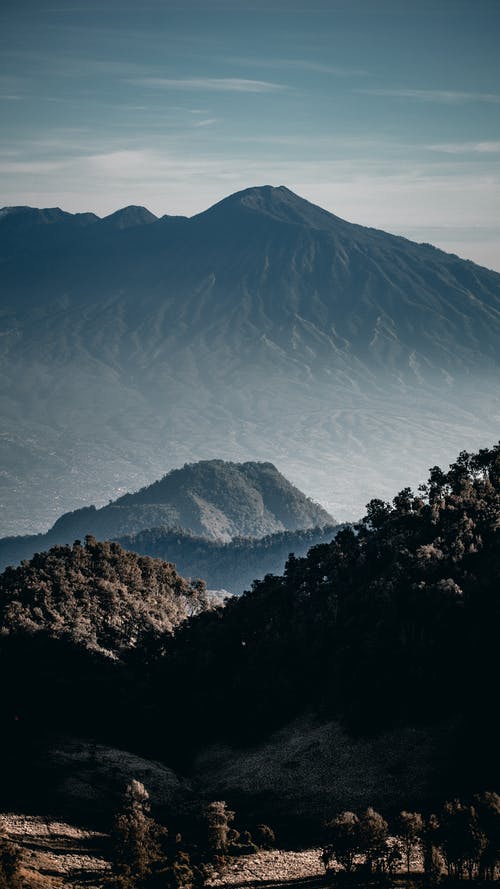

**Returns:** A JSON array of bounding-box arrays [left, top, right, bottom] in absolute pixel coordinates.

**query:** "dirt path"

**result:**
[[0, 814, 110, 888]]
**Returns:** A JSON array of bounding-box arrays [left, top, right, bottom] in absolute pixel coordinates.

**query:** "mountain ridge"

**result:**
[[3, 185, 495, 266]]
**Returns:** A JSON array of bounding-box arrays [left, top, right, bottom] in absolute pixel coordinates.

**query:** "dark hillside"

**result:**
[[0, 444, 498, 822], [155, 443, 499, 783]]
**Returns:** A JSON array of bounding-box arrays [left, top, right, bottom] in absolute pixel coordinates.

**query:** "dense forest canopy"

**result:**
[[0, 537, 210, 658]]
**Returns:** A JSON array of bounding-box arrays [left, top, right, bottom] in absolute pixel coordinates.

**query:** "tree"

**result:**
[[422, 814, 442, 884], [255, 824, 275, 850], [396, 810, 423, 873], [205, 801, 235, 856], [439, 799, 486, 880], [110, 780, 165, 886], [474, 791, 500, 880], [324, 811, 361, 873], [359, 807, 388, 873], [146, 851, 202, 889]]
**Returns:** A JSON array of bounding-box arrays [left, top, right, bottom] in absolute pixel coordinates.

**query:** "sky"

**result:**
[[1, 0, 499, 270]]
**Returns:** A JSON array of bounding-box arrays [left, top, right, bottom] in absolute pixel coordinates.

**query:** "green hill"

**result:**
[[0, 459, 334, 570]]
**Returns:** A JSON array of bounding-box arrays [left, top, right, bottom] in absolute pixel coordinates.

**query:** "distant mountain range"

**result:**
[[0, 459, 333, 569], [1, 185, 499, 534]]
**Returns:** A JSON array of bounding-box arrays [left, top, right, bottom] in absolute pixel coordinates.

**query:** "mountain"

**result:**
[[101, 205, 158, 229], [0, 460, 334, 568], [1, 185, 499, 534]]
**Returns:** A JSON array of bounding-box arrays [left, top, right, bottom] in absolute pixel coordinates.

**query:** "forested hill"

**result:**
[[0, 460, 333, 569], [0, 537, 211, 659], [157, 443, 499, 761], [117, 523, 343, 595]]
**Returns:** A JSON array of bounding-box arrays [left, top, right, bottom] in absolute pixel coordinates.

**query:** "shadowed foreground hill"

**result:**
[[0, 459, 333, 570], [0, 445, 498, 825], [158, 443, 499, 766]]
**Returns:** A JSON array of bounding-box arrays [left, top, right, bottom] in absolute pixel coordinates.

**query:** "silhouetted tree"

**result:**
[[255, 824, 275, 849], [439, 799, 486, 880], [422, 814, 442, 884], [205, 801, 235, 856], [474, 791, 500, 880], [396, 810, 423, 873], [323, 811, 361, 873], [359, 807, 388, 873]]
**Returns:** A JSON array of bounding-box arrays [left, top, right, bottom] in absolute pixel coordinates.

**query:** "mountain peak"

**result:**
[[0, 205, 99, 231], [102, 205, 158, 229], [0, 205, 68, 225], [196, 184, 344, 230]]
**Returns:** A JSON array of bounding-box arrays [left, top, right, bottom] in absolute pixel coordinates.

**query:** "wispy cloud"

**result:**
[[228, 56, 368, 76], [193, 118, 218, 127], [128, 77, 287, 93], [0, 160, 64, 174], [427, 141, 500, 154], [357, 88, 500, 104], [0, 94, 22, 101]]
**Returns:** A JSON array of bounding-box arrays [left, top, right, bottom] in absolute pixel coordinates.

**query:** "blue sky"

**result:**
[[1, 0, 499, 269]]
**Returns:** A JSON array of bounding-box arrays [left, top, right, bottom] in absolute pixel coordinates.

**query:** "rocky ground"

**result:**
[[206, 848, 326, 888], [0, 814, 109, 888]]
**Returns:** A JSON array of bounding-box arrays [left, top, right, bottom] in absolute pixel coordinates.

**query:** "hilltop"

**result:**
[[0, 460, 333, 569]]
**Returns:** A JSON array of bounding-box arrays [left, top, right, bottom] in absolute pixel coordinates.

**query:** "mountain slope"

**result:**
[[1, 186, 499, 533], [0, 460, 333, 568], [116, 523, 343, 595]]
